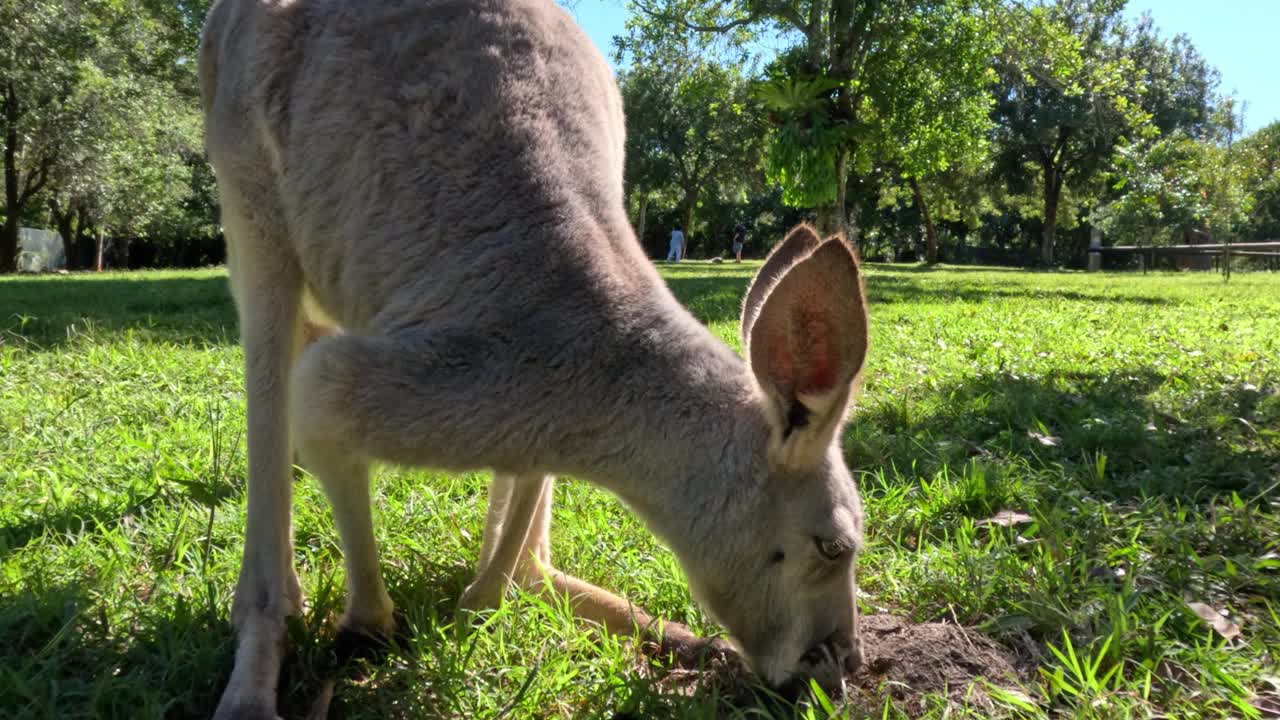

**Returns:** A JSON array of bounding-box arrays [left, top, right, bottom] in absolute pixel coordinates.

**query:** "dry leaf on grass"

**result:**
[[1250, 692, 1280, 718], [978, 510, 1034, 527], [1027, 431, 1061, 447], [1186, 601, 1241, 641]]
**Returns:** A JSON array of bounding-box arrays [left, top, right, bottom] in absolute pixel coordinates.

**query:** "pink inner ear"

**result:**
[[766, 329, 795, 388], [796, 310, 838, 394], [802, 354, 836, 394]]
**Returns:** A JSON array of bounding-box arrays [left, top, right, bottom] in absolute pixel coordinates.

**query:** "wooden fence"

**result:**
[[1089, 241, 1280, 277]]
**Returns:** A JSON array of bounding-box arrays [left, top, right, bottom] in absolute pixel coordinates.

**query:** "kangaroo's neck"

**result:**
[[551, 283, 770, 551]]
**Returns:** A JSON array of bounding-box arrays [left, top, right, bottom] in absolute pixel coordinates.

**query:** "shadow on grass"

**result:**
[[665, 272, 752, 328], [0, 561, 465, 720], [865, 271, 1173, 307], [0, 274, 238, 349], [0, 557, 765, 719], [661, 261, 1176, 332], [0, 488, 169, 562], [848, 368, 1279, 501], [0, 581, 238, 718]]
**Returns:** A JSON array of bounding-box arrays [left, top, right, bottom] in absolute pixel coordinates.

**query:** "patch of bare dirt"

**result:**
[[849, 613, 1034, 713], [640, 614, 1035, 716]]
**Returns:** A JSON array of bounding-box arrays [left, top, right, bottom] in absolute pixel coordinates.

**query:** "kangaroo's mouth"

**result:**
[[799, 629, 845, 668], [773, 629, 860, 696]]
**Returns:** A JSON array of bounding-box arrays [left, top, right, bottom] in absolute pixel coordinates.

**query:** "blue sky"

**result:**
[[565, 0, 1277, 134], [1122, 0, 1275, 133]]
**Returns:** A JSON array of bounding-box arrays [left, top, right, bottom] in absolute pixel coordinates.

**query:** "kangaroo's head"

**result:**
[[684, 225, 870, 692]]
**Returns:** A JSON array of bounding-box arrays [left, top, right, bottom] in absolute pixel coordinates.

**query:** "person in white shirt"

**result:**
[[666, 224, 685, 262]]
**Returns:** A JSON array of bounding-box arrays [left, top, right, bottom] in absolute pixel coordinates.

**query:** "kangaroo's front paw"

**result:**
[[212, 701, 283, 720], [458, 577, 507, 613], [642, 622, 740, 670], [333, 609, 406, 667]]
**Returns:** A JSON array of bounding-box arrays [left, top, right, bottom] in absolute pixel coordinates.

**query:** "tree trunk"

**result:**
[[2, 82, 50, 272], [681, 189, 696, 258], [815, 150, 850, 238], [1041, 161, 1062, 267], [51, 200, 76, 269], [0, 216, 18, 273], [910, 177, 939, 264], [2, 93, 19, 273], [74, 218, 93, 269], [636, 194, 648, 250], [95, 229, 106, 272]]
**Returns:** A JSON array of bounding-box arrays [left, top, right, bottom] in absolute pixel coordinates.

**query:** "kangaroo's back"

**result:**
[[201, 0, 649, 332]]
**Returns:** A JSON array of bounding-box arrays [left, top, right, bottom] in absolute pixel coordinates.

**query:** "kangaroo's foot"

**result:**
[[332, 608, 407, 668]]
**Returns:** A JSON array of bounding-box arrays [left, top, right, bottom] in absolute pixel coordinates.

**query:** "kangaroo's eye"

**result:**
[[815, 537, 843, 561]]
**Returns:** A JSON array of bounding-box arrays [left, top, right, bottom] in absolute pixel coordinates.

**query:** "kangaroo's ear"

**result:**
[[748, 236, 869, 470], [741, 224, 822, 346]]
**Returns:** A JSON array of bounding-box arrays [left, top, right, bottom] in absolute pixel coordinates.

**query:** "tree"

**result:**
[[1, 0, 207, 272], [1237, 122, 1280, 241], [1096, 130, 1252, 249], [0, 0, 95, 271], [861, 0, 997, 263], [1123, 13, 1220, 140], [617, 25, 766, 258], [1093, 133, 1202, 246], [990, 0, 1147, 266], [635, 0, 1000, 241], [47, 59, 200, 268]]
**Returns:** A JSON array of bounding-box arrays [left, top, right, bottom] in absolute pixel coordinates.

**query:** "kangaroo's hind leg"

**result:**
[[214, 192, 306, 720], [285, 328, 720, 665], [461, 473, 553, 611], [288, 329, 556, 621], [513, 477, 553, 584]]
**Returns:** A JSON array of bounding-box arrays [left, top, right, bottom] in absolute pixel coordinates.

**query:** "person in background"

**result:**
[[666, 224, 685, 262], [731, 223, 746, 263]]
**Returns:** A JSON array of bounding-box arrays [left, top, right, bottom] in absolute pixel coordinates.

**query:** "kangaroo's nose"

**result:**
[[798, 629, 859, 685]]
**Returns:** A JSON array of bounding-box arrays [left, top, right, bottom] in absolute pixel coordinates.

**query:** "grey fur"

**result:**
[[200, 1, 870, 716]]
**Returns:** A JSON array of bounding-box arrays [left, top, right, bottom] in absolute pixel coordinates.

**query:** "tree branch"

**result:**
[[634, 0, 763, 34], [18, 154, 54, 207], [679, 13, 760, 33], [769, 3, 808, 36], [1050, 126, 1073, 169]]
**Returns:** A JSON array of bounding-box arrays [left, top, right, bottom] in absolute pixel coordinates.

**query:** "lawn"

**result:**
[[1, 263, 1278, 719]]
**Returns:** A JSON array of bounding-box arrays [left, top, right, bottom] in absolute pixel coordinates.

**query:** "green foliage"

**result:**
[[1237, 122, 1280, 240], [1, 0, 211, 271], [618, 12, 767, 251], [52, 54, 202, 238], [1094, 133, 1204, 244], [1122, 13, 1221, 140], [1096, 131, 1253, 246], [634, 0, 1007, 233], [864, 0, 996, 182], [856, 0, 998, 261], [754, 72, 854, 207], [989, 0, 1151, 263]]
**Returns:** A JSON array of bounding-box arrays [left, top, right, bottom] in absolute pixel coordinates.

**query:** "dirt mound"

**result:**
[[850, 614, 1033, 712], [642, 614, 1033, 716]]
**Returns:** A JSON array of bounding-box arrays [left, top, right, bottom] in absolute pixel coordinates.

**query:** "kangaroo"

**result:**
[[199, 0, 870, 717]]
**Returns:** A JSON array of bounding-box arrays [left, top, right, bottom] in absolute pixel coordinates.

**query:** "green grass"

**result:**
[[1, 263, 1278, 719]]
